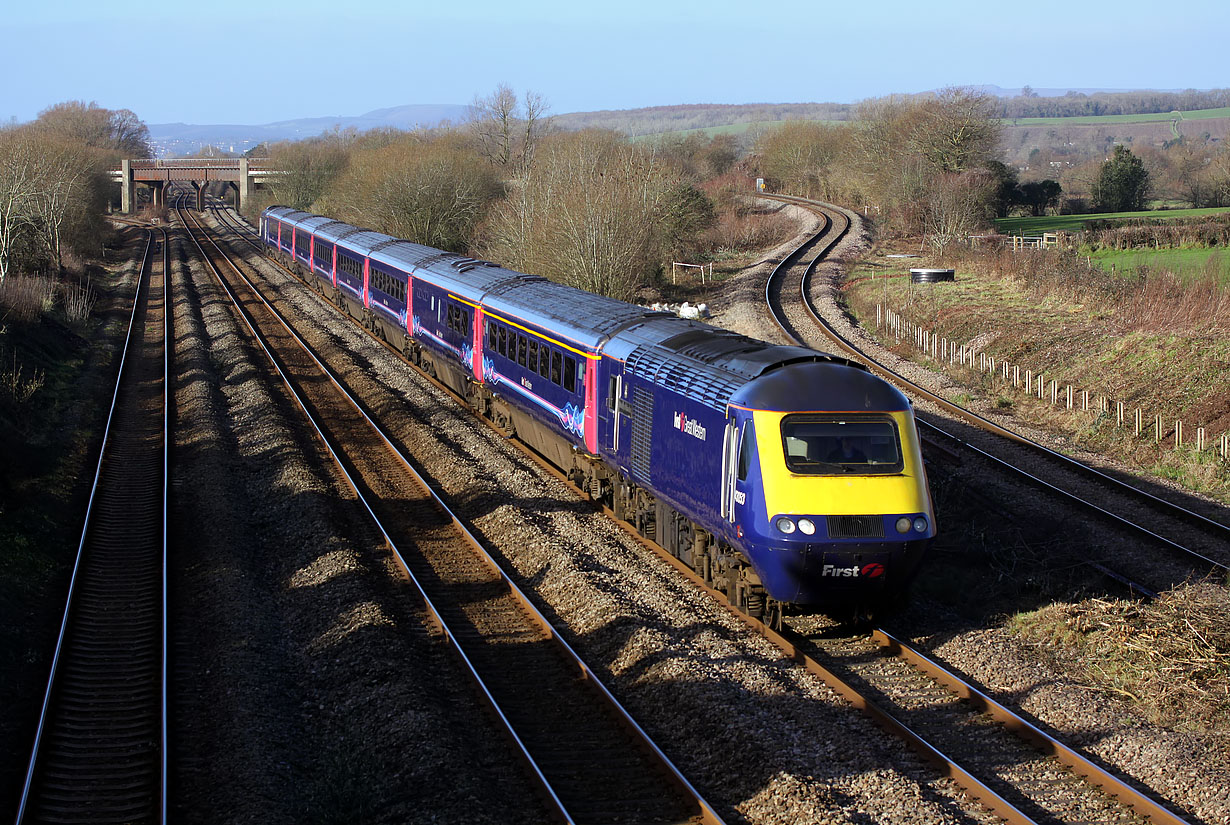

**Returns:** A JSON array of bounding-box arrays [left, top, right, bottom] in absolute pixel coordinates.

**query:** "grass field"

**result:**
[[1002, 106, 1230, 126], [1088, 246, 1230, 284], [995, 206, 1230, 235], [632, 119, 847, 142]]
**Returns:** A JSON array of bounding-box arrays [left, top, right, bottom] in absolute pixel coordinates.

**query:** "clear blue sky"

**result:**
[[3, 0, 1227, 125]]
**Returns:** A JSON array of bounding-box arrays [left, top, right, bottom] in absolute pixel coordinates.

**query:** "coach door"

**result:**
[[721, 410, 753, 526], [602, 362, 629, 458]]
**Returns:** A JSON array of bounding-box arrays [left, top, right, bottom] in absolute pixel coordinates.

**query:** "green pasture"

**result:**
[[995, 206, 1230, 235], [632, 119, 846, 142], [1002, 106, 1230, 127], [1087, 247, 1230, 284]]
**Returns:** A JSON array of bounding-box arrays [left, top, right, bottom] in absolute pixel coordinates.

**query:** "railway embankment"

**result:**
[[842, 243, 1230, 507]]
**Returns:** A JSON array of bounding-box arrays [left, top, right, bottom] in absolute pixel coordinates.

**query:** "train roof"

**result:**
[[731, 360, 911, 413], [482, 277, 659, 353], [606, 317, 864, 411]]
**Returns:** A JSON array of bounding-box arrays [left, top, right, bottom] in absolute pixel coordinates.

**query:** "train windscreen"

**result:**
[[780, 414, 903, 474]]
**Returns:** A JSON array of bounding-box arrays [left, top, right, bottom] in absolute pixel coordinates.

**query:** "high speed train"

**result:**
[[262, 205, 936, 621]]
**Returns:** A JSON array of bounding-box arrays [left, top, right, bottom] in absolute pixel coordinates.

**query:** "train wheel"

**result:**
[[765, 601, 784, 632]]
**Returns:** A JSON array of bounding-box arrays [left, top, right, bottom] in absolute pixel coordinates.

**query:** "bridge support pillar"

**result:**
[[121, 159, 134, 213], [238, 157, 251, 213], [151, 181, 165, 208], [191, 181, 204, 211]]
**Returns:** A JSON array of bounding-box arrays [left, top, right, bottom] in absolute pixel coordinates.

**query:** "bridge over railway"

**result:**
[[110, 158, 282, 212]]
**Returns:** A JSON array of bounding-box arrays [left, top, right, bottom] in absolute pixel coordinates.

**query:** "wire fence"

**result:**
[[878, 304, 1230, 461]]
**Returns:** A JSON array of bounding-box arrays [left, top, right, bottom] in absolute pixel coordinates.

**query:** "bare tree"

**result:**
[[911, 88, 1002, 173], [0, 129, 39, 284], [480, 131, 683, 300], [30, 139, 97, 270], [469, 84, 552, 172], [922, 169, 996, 252], [323, 133, 500, 252], [35, 101, 151, 158]]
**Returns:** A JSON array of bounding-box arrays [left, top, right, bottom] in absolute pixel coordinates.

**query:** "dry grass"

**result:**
[[60, 279, 96, 325], [843, 244, 1230, 501], [945, 246, 1230, 335], [1010, 583, 1230, 742], [0, 349, 45, 405], [0, 276, 56, 322]]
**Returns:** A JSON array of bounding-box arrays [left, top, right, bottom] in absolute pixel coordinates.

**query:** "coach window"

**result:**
[[527, 340, 539, 374], [563, 357, 576, 394], [551, 351, 562, 385], [538, 346, 551, 380]]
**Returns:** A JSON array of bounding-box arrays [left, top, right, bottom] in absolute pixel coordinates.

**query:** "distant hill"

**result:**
[[148, 103, 469, 156], [148, 88, 1230, 157]]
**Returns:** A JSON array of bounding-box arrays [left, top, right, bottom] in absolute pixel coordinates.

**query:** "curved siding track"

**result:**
[[17, 228, 170, 825]]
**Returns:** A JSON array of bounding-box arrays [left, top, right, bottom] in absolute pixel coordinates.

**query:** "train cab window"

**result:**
[[551, 351, 562, 385], [780, 414, 903, 475], [737, 421, 755, 481], [563, 357, 576, 394]]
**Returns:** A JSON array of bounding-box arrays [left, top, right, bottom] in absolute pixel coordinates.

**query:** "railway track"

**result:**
[[178, 196, 722, 825], [761, 193, 1230, 591], [17, 227, 170, 825], [204, 196, 1205, 823]]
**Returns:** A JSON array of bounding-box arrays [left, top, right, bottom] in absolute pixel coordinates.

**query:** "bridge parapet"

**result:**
[[112, 158, 280, 212]]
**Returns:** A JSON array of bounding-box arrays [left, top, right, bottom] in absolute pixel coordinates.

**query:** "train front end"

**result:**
[[727, 360, 935, 611]]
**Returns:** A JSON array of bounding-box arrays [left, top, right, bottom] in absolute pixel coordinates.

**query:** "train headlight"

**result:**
[[797, 518, 816, 535], [775, 517, 796, 534], [913, 516, 928, 533], [895, 517, 912, 534]]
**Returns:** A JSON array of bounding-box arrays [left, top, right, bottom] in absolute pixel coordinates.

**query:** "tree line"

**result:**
[[0, 102, 150, 284], [250, 85, 751, 302]]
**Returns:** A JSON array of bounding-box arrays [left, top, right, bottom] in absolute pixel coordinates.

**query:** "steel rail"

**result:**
[[874, 629, 1195, 825], [766, 193, 1230, 549], [16, 226, 169, 825], [158, 225, 170, 825], [178, 198, 725, 825]]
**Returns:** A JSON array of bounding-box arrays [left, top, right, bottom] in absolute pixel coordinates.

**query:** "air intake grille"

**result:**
[[630, 386, 654, 480], [826, 515, 884, 539]]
